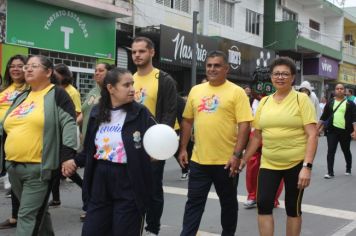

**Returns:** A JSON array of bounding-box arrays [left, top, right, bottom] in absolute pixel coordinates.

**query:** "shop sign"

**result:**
[[159, 25, 275, 80], [6, 0, 116, 59], [159, 25, 218, 69], [304, 56, 339, 79], [338, 63, 356, 85]]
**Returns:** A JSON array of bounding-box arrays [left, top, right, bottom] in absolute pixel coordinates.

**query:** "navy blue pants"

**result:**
[[82, 161, 144, 236], [180, 161, 238, 236], [145, 160, 165, 234]]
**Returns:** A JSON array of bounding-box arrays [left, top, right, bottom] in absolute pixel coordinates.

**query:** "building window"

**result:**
[[209, 0, 234, 27], [245, 9, 260, 35], [155, 0, 190, 13], [282, 8, 297, 21], [309, 19, 320, 31], [309, 19, 320, 40]]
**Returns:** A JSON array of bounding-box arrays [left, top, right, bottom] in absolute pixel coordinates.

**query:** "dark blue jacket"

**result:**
[[75, 101, 156, 213]]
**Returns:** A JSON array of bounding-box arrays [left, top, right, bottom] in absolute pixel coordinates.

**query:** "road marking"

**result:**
[[163, 186, 356, 221], [330, 220, 356, 236]]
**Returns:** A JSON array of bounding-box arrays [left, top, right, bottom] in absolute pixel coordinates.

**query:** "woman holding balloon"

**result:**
[[65, 68, 157, 235]]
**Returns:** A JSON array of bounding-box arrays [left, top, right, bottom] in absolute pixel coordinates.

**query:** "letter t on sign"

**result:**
[[60, 26, 74, 49]]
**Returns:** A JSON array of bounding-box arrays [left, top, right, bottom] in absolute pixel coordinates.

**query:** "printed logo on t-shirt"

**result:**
[[135, 88, 147, 104], [198, 95, 219, 113], [10, 101, 35, 118], [94, 122, 127, 163], [94, 139, 126, 163], [0, 90, 21, 104]]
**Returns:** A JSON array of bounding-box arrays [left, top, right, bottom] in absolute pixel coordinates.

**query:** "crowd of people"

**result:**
[[0, 36, 355, 236]]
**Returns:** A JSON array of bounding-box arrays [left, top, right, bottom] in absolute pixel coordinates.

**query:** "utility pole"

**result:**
[[191, 11, 199, 88]]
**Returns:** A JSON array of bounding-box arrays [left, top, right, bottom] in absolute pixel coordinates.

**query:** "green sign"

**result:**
[[6, 0, 116, 59]]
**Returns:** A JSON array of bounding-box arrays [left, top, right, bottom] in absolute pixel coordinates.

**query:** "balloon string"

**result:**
[[150, 116, 159, 124]]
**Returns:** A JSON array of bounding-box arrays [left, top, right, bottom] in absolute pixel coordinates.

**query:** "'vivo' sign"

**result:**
[[321, 59, 332, 73], [304, 56, 339, 79]]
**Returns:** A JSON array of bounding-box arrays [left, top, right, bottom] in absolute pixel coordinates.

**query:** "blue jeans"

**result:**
[[145, 160, 165, 234], [180, 161, 238, 236]]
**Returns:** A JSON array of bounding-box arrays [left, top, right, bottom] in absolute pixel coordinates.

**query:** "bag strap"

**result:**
[[331, 99, 346, 115]]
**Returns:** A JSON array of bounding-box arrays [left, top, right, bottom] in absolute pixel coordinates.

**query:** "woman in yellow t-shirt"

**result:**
[[241, 57, 318, 236], [2, 55, 77, 235], [0, 54, 28, 230]]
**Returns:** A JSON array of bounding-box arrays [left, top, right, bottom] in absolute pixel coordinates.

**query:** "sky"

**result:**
[[328, 0, 356, 7]]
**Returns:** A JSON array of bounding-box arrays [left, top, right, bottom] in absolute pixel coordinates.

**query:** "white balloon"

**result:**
[[143, 124, 179, 160]]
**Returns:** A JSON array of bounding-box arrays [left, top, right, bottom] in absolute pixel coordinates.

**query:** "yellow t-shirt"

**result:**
[[133, 68, 159, 116], [332, 100, 346, 129], [4, 84, 54, 163], [65, 84, 81, 113], [0, 83, 28, 121], [183, 81, 253, 165], [253, 90, 316, 170]]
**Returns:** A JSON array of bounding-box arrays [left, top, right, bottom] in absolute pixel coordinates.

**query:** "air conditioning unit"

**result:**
[[278, 0, 286, 7], [345, 34, 353, 42]]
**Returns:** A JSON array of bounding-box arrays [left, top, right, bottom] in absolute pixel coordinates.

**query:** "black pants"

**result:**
[[51, 169, 83, 202], [180, 161, 238, 236], [145, 160, 165, 234], [82, 160, 144, 236], [326, 126, 352, 175], [257, 162, 304, 217]]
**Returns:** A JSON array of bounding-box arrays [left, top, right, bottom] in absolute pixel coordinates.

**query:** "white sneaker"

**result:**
[[243, 199, 257, 209], [180, 173, 189, 181], [345, 172, 351, 176], [324, 174, 335, 179]]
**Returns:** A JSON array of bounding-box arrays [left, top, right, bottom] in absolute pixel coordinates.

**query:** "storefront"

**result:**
[[2, 0, 117, 99], [157, 25, 276, 94], [338, 63, 356, 94], [303, 56, 339, 99]]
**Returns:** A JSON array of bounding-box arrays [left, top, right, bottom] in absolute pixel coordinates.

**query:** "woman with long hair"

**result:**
[[0, 55, 28, 230], [66, 68, 155, 235]]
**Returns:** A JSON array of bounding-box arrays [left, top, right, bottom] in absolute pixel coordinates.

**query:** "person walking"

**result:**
[[63, 68, 156, 235], [178, 51, 253, 236], [0, 55, 28, 230], [241, 57, 318, 236], [131, 36, 177, 236], [297, 81, 322, 119], [0, 55, 77, 236], [317, 83, 356, 179], [48, 63, 83, 208]]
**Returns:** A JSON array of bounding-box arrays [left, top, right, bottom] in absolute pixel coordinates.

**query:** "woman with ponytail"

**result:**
[[67, 68, 156, 235]]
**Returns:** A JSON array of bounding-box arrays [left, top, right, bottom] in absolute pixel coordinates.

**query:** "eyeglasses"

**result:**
[[9, 64, 24, 69], [22, 63, 46, 71], [271, 72, 291, 79]]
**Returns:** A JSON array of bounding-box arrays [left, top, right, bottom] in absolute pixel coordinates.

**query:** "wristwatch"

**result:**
[[302, 162, 313, 170], [233, 151, 243, 160]]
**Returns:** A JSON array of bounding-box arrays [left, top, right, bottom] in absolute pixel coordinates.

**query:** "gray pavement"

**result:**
[[1, 137, 356, 235]]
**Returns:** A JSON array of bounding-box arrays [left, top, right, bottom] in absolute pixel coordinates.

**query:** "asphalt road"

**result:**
[[1, 137, 356, 236]]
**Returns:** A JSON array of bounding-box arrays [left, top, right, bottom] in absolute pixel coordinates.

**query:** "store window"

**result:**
[[245, 9, 260, 35], [209, 0, 233, 27], [156, 0, 190, 13], [282, 8, 297, 21]]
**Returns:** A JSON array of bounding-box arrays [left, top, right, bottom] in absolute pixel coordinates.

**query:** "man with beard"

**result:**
[[131, 36, 177, 236]]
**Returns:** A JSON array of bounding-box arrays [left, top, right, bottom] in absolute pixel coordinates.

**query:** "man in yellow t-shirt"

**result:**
[[178, 51, 253, 236], [131, 36, 177, 236]]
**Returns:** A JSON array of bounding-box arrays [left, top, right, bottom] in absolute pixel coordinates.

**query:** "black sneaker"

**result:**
[[48, 200, 61, 207], [5, 190, 11, 198]]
